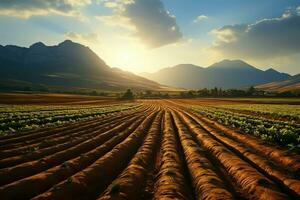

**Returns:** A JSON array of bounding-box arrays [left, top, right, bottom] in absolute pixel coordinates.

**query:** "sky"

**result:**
[[0, 0, 299, 75]]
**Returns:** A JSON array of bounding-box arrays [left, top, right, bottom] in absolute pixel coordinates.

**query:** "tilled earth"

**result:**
[[0, 100, 299, 200]]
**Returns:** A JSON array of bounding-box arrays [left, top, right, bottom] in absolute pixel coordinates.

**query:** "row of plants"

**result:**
[[0, 104, 139, 135], [216, 104, 300, 122], [189, 106, 300, 149]]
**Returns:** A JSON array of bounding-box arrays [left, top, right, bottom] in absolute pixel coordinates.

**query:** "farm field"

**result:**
[[0, 98, 299, 200], [0, 93, 121, 105]]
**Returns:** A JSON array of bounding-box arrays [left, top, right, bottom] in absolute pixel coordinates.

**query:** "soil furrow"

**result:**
[[183, 110, 300, 198], [31, 109, 160, 200], [0, 110, 149, 168], [97, 111, 163, 200], [176, 109, 289, 200], [153, 111, 193, 200], [0, 110, 151, 200], [171, 110, 234, 200], [190, 111, 300, 175], [0, 111, 148, 186], [0, 105, 145, 149], [0, 106, 152, 165]]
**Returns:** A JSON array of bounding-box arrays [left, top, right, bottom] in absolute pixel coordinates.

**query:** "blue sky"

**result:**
[[0, 0, 299, 74]]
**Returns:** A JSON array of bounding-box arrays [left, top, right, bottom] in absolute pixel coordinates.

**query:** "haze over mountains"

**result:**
[[141, 60, 291, 89], [0, 40, 166, 91]]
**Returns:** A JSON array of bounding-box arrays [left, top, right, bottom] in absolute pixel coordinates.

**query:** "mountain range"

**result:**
[[0, 40, 298, 93], [141, 60, 291, 89], [0, 40, 166, 92]]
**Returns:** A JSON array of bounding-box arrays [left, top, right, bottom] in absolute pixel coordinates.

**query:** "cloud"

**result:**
[[193, 15, 208, 23], [98, 0, 182, 48], [96, 15, 136, 30], [0, 0, 91, 18], [211, 7, 300, 59], [65, 32, 99, 42], [99, 0, 134, 11]]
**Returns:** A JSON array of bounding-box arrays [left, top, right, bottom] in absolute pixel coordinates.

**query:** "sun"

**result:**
[[119, 52, 135, 63], [115, 50, 142, 71]]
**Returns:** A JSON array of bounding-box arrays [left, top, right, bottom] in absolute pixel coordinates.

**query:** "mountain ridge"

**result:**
[[141, 60, 291, 89], [0, 40, 167, 92]]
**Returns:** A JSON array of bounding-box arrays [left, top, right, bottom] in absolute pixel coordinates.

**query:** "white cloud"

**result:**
[[193, 15, 208, 23], [99, 0, 134, 11], [96, 15, 136, 30]]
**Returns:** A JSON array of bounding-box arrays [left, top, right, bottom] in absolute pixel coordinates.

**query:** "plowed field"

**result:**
[[0, 100, 299, 200]]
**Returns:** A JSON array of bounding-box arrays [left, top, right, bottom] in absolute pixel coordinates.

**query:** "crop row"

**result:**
[[0, 104, 140, 135], [216, 104, 300, 122], [189, 106, 300, 150]]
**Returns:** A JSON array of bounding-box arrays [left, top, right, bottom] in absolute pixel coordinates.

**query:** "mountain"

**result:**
[[0, 40, 166, 91], [256, 74, 300, 92], [141, 60, 291, 89]]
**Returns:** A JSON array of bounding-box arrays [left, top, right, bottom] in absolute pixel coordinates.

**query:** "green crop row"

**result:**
[[190, 106, 300, 151], [215, 104, 300, 122], [0, 104, 140, 135]]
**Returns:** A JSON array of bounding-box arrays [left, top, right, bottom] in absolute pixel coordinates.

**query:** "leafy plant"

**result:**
[[190, 106, 299, 149]]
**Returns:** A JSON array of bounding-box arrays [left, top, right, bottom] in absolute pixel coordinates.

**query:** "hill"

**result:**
[[256, 74, 300, 92], [0, 40, 166, 92], [141, 60, 291, 89]]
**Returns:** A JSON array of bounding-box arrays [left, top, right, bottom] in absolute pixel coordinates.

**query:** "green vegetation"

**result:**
[[0, 103, 139, 135], [178, 87, 300, 98], [121, 89, 135, 100], [216, 104, 300, 122], [189, 105, 300, 150]]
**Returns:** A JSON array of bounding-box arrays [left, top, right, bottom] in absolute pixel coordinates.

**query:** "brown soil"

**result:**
[[0, 100, 299, 200], [0, 93, 136, 105]]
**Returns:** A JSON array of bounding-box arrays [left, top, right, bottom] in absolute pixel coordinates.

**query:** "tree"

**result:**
[[121, 89, 134, 100], [210, 87, 218, 96], [247, 86, 256, 96], [197, 88, 209, 96], [145, 90, 152, 97]]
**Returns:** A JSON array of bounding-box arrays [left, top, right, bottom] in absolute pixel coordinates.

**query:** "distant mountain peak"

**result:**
[[209, 59, 255, 70], [173, 64, 203, 69], [30, 42, 46, 49], [58, 40, 79, 47], [218, 59, 245, 64], [265, 68, 277, 73], [264, 68, 290, 77]]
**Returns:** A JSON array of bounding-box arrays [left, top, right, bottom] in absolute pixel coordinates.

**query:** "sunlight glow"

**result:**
[[117, 51, 137, 65]]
